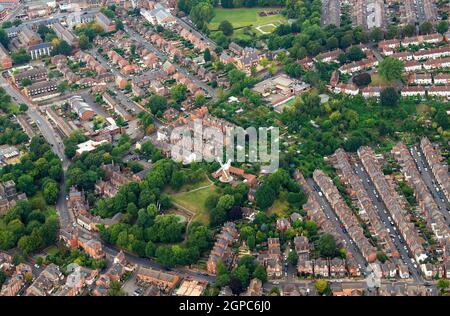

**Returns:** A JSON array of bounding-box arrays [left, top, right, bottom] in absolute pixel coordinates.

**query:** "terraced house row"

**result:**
[[331, 148, 398, 257], [357, 146, 428, 263], [206, 222, 239, 275], [392, 142, 449, 241], [420, 137, 450, 203], [293, 171, 347, 251], [378, 33, 444, 55], [313, 170, 377, 263]]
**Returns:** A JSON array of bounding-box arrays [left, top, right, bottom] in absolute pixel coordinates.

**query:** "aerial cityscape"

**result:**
[[0, 0, 448, 299]]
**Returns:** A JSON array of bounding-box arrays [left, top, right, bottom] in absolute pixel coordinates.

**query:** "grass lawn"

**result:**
[[416, 103, 431, 114], [370, 73, 390, 87], [209, 7, 286, 35], [267, 198, 289, 217], [164, 174, 212, 194], [172, 185, 217, 225]]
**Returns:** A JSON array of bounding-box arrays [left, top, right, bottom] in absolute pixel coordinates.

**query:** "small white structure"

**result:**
[[215, 159, 233, 183]]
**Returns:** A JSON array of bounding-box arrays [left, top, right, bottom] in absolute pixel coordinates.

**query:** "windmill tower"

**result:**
[[216, 159, 233, 183]]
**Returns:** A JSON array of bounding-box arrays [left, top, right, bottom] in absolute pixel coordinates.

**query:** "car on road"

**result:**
[[133, 288, 144, 296]]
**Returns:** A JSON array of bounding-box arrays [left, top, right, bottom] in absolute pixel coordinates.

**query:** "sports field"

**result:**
[[209, 7, 286, 35]]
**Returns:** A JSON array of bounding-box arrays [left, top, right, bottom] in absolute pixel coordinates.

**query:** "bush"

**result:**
[[352, 73, 372, 87]]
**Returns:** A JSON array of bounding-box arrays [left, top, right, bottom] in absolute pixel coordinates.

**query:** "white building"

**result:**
[[401, 86, 426, 97], [141, 4, 175, 27]]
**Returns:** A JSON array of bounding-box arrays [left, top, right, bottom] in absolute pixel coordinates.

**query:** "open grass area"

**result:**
[[416, 103, 431, 114], [370, 73, 390, 87], [172, 185, 217, 225], [164, 174, 212, 194], [267, 198, 289, 217], [209, 7, 286, 35]]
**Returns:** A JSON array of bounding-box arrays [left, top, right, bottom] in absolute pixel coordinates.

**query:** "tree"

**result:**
[[380, 87, 399, 107], [218, 20, 234, 36], [378, 57, 404, 82], [190, 2, 214, 28], [17, 174, 35, 196], [437, 279, 450, 293], [146, 94, 167, 115], [0, 28, 9, 47], [227, 206, 242, 221], [79, 34, 90, 49], [107, 281, 126, 296], [0, 270, 5, 287], [232, 264, 249, 289], [215, 259, 230, 287], [255, 184, 276, 210], [435, 109, 450, 129], [20, 78, 32, 87], [11, 48, 31, 65], [386, 25, 399, 40], [352, 73, 372, 87], [419, 21, 433, 35], [216, 194, 234, 213], [317, 234, 336, 257], [437, 21, 449, 35], [43, 180, 59, 205], [315, 279, 329, 295], [195, 93, 206, 106], [19, 103, 28, 112], [170, 84, 187, 103], [370, 27, 384, 42], [402, 24, 416, 37], [346, 46, 365, 62], [203, 48, 211, 62], [17, 235, 36, 256], [253, 264, 267, 283], [287, 250, 298, 266], [229, 276, 243, 294], [58, 81, 69, 93], [53, 40, 72, 56], [221, 0, 234, 8], [376, 252, 388, 263], [269, 286, 280, 296]]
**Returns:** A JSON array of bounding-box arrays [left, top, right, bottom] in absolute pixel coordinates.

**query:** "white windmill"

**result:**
[[216, 158, 233, 183]]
